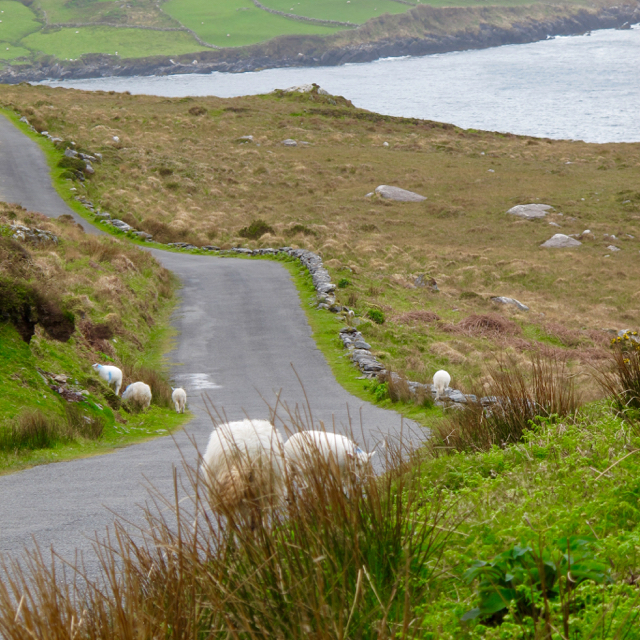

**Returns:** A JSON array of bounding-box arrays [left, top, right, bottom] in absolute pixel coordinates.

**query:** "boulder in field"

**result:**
[[508, 203, 554, 219], [540, 234, 582, 248], [374, 185, 426, 202]]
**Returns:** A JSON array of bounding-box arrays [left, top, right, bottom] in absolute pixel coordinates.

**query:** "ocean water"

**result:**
[[43, 26, 640, 143]]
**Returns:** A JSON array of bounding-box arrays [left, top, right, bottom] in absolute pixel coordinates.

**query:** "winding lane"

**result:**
[[0, 115, 418, 574]]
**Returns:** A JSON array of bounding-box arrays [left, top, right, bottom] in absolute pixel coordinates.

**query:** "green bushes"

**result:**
[[367, 308, 385, 324], [238, 218, 274, 240]]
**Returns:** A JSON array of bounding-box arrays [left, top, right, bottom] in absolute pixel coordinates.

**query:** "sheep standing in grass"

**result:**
[[172, 387, 187, 413], [284, 431, 376, 482], [92, 363, 123, 396], [433, 369, 451, 400], [200, 419, 285, 522], [121, 381, 152, 410]]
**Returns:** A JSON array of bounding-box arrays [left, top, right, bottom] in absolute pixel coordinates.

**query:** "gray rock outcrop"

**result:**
[[507, 203, 554, 219], [373, 185, 426, 202], [491, 296, 529, 312], [540, 234, 582, 248]]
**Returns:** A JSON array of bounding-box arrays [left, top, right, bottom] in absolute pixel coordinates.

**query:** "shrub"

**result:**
[[367, 309, 385, 324], [57, 156, 86, 172], [463, 537, 610, 627], [238, 218, 274, 240], [594, 332, 640, 412], [283, 223, 317, 238], [434, 353, 582, 453], [0, 411, 64, 451], [337, 277, 350, 288]]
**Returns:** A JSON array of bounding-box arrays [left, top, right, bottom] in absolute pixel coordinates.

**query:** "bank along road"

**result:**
[[0, 115, 417, 574]]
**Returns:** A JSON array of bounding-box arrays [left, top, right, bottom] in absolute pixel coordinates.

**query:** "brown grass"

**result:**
[[1, 84, 638, 386], [433, 352, 582, 453], [450, 313, 521, 338]]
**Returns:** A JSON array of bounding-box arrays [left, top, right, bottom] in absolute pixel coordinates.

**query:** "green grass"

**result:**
[[264, 0, 413, 24], [163, 0, 342, 48], [0, 0, 41, 43], [280, 253, 441, 426], [22, 25, 206, 59]]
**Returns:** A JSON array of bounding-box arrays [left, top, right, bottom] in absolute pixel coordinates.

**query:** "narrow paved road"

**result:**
[[0, 115, 418, 575]]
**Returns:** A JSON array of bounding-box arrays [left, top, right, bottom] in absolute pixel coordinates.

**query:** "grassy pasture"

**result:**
[[0, 0, 40, 43], [262, 0, 412, 24], [22, 24, 207, 58], [162, 0, 342, 48], [2, 84, 638, 402]]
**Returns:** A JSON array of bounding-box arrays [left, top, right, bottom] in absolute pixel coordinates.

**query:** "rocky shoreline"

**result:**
[[0, 3, 637, 84]]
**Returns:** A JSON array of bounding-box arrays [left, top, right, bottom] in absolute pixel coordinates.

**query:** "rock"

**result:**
[[133, 231, 152, 241], [19, 116, 29, 124], [282, 139, 297, 147], [507, 203, 554, 219], [414, 274, 438, 291], [540, 234, 582, 248], [201, 245, 220, 251], [94, 212, 111, 220], [237, 135, 253, 143], [64, 147, 78, 158], [109, 220, 133, 232], [491, 296, 529, 312], [282, 84, 328, 94], [549, 222, 561, 227], [84, 162, 95, 174], [374, 185, 426, 202], [383, 142, 389, 147], [607, 245, 621, 252], [354, 340, 371, 350], [447, 390, 468, 403], [10, 223, 58, 245]]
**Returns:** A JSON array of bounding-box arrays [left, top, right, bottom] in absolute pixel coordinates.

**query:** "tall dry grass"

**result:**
[[433, 352, 582, 453], [593, 344, 640, 415], [0, 405, 459, 638]]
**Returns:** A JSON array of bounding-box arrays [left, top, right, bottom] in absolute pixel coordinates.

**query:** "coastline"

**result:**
[[0, 2, 638, 83]]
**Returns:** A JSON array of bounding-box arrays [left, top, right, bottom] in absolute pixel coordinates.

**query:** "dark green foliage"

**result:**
[[367, 308, 385, 324], [238, 218, 274, 240], [463, 538, 610, 624], [337, 277, 350, 288], [283, 223, 317, 238], [57, 156, 86, 172]]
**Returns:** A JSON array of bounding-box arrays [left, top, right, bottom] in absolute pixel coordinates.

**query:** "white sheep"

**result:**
[[92, 363, 123, 396], [171, 387, 187, 413], [284, 430, 376, 481], [433, 369, 451, 400], [200, 419, 285, 520], [121, 381, 152, 410]]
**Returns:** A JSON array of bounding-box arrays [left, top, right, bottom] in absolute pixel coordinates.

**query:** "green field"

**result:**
[[162, 0, 342, 48], [262, 0, 414, 24], [22, 25, 208, 59], [0, 0, 603, 68]]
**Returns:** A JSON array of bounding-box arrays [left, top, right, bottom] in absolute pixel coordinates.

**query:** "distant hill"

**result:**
[[0, 0, 636, 81]]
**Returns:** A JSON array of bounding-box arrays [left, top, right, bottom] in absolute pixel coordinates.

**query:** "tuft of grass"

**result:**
[[434, 352, 582, 453], [594, 335, 640, 413], [238, 218, 275, 240]]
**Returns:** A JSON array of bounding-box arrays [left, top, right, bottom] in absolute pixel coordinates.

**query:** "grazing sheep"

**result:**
[[433, 369, 451, 400], [172, 387, 187, 413], [121, 381, 152, 410], [92, 363, 123, 396], [284, 431, 376, 481], [200, 419, 285, 520]]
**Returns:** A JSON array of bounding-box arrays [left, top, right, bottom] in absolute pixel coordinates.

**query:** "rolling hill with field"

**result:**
[[0, 0, 636, 81]]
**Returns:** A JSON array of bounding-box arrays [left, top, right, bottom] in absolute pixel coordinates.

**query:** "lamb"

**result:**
[[433, 369, 451, 400], [92, 363, 123, 396], [121, 381, 152, 410], [284, 430, 376, 481], [200, 419, 285, 521], [171, 387, 187, 413]]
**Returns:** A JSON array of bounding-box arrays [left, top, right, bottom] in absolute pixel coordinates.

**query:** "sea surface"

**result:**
[[43, 26, 640, 143]]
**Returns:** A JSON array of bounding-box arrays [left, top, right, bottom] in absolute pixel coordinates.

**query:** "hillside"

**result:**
[[0, 201, 186, 473], [0, 0, 636, 81], [2, 82, 639, 410]]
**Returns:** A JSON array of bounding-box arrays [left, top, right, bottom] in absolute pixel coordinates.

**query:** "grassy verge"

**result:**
[[0, 199, 189, 474]]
